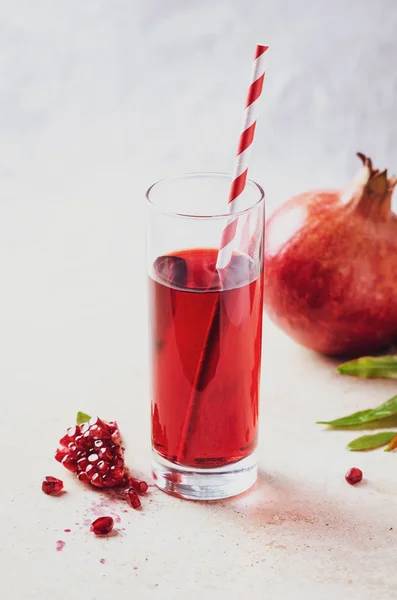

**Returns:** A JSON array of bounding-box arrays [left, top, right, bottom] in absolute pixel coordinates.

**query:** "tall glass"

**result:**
[[146, 173, 265, 500]]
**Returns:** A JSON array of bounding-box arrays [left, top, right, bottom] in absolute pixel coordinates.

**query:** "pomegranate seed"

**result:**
[[88, 453, 99, 464], [78, 472, 89, 483], [103, 474, 117, 487], [91, 473, 104, 488], [113, 456, 124, 469], [107, 421, 117, 434], [94, 439, 104, 450], [110, 466, 124, 482], [99, 447, 113, 461], [67, 425, 81, 437], [60, 434, 71, 447], [125, 488, 141, 509], [95, 423, 111, 438], [77, 458, 89, 471], [97, 460, 110, 474], [42, 476, 64, 495], [68, 443, 77, 453], [62, 455, 78, 473], [345, 467, 363, 485], [81, 439, 93, 451], [75, 435, 91, 450], [90, 516, 114, 536], [89, 425, 103, 439], [128, 477, 148, 494], [85, 464, 96, 480], [89, 416, 105, 428], [80, 423, 90, 434], [60, 427, 79, 445], [55, 448, 68, 463]]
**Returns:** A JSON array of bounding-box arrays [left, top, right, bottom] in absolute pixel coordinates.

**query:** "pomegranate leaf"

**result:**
[[347, 431, 396, 451], [76, 411, 91, 425], [317, 395, 397, 427], [385, 432, 397, 452], [338, 355, 397, 379]]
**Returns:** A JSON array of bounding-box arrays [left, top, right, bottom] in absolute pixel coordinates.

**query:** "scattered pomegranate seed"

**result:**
[[128, 477, 148, 494], [42, 476, 64, 495], [91, 516, 114, 536], [345, 467, 363, 485], [126, 488, 141, 509]]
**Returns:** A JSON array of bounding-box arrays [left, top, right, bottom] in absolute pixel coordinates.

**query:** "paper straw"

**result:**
[[216, 44, 268, 270], [176, 44, 268, 463]]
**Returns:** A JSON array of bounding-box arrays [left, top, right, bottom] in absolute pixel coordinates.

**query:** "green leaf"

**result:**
[[316, 395, 397, 427], [76, 411, 91, 425], [347, 431, 396, 451], [338, 355, 397, 379]]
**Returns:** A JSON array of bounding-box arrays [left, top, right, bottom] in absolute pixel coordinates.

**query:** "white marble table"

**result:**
[[1, 1, 397, 598]]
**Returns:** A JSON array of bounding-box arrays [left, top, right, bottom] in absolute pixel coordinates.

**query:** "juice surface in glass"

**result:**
[[150, 247, 264, 469]]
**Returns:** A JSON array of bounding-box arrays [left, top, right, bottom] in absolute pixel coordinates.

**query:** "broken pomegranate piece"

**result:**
[[42, 476, 64, 495], [55, 412, 150, 512], [90, 516, 114, 536], [56, 415, 126, 489]]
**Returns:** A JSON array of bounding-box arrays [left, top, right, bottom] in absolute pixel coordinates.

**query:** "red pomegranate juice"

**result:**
[[150, 248, 263, 469]]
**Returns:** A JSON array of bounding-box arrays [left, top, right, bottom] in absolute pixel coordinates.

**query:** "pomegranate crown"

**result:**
[[348, 153, 397, 220]]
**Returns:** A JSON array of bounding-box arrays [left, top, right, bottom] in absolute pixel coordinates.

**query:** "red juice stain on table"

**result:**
[[56, 540, 65, 552], [149, 248, 264, 468]]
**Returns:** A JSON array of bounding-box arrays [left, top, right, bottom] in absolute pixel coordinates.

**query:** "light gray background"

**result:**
[[1, 2, 397, 599]]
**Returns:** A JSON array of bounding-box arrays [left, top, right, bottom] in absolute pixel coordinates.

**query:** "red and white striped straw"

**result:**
[[216, 44, 268, 270]]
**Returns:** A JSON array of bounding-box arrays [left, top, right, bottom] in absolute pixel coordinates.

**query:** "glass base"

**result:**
[[152, 451, 257, 501]]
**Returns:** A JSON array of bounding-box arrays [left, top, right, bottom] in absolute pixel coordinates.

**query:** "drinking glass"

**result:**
[[146, 173, 265, 500]]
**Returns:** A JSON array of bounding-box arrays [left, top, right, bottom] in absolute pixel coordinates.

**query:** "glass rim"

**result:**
[[145, 172, 265, 220]]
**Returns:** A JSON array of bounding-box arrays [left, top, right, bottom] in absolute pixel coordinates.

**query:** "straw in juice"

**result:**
[[173, 44, 268, 463]]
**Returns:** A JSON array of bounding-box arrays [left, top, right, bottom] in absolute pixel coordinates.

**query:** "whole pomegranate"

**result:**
[[264, 154, 397, 356]]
